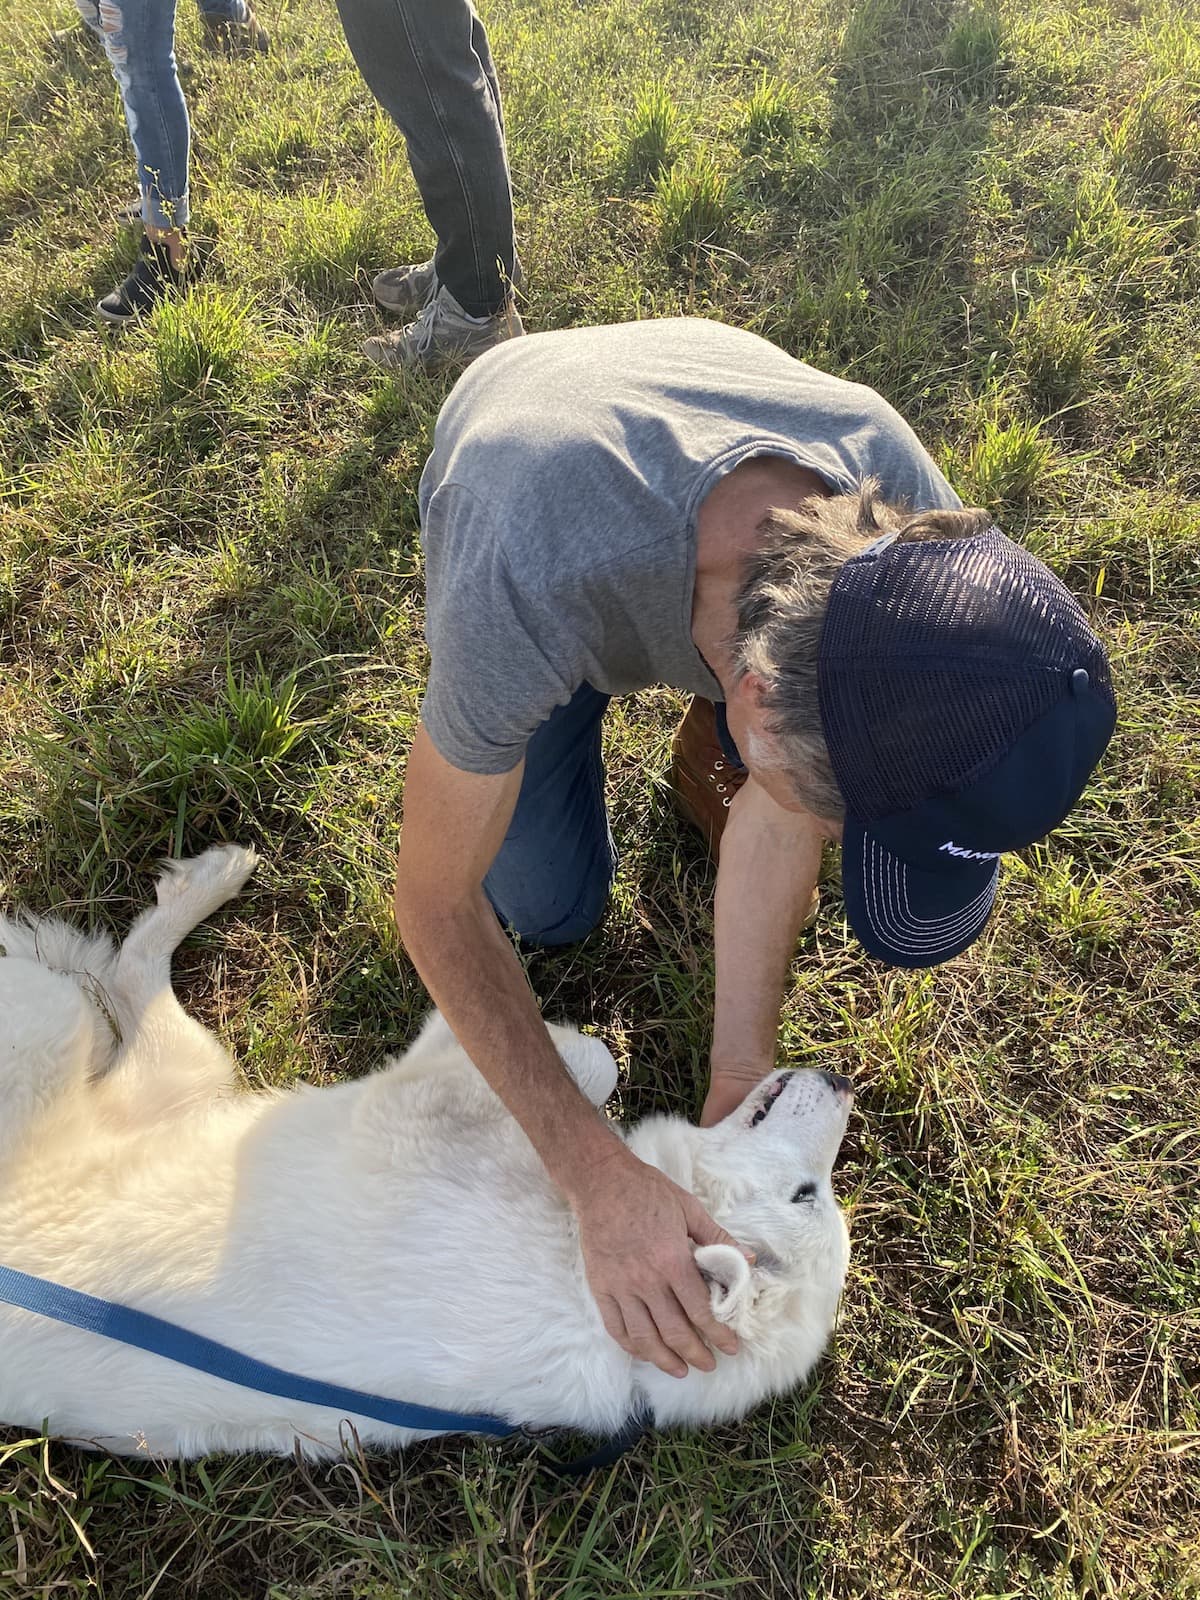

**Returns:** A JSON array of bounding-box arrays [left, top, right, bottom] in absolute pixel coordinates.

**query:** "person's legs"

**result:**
[[484, 685, 617, 948], [83, 0, 192, 321], [83, 0, 190, 237], [334, 0, 517, 318]]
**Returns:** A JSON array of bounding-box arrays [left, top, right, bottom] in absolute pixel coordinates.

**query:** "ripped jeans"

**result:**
[[75, 0, 249, 230]]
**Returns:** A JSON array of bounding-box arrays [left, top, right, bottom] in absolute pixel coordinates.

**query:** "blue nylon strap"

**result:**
[[0, 1264, 516, 1439]]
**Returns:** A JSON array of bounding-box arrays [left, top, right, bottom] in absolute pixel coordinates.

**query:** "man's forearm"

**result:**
[[394, 882, 625, 1196], [710, 781, 826, 1088]]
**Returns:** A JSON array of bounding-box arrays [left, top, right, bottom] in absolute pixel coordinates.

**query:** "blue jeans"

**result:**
[[484, 685, 618, 947], [76, 0, 248, 230], [334, 0, 518, 318]]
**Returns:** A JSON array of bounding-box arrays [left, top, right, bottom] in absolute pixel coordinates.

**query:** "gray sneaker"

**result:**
[[371, 258, 438, 316], [363, 284, 524, 375]]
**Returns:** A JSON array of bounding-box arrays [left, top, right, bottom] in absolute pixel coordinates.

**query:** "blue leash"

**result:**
[[0, 1264, 514, 1437], [0, 1264, 647, 1475]]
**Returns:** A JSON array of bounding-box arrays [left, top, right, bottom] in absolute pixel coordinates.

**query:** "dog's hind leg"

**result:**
[[98, 845, 258, 1119], [109, 846, 259, 1035]]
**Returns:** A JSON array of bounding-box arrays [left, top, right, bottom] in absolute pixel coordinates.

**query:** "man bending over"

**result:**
[[393, 318, 1116, 1382]]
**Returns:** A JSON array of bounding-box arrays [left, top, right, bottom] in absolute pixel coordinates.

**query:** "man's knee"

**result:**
[[520, 897, 608, 949], [489, 865, 614, 949]]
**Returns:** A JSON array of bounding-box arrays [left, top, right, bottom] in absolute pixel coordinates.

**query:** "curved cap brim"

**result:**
[[841, 819, 999, 969]]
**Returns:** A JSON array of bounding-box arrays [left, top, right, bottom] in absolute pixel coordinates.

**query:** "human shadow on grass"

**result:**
[[763, 0, 1012, 426]]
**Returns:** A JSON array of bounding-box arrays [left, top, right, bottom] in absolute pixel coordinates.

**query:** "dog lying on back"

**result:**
[[0, 846, 852, 1459]]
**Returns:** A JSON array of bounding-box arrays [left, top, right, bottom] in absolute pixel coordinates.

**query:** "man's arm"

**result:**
[[394, 723, 743, 1377], [702, 775, 833, 1126]]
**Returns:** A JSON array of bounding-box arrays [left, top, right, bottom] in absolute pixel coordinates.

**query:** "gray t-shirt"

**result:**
[[418, 317, 960, 775]]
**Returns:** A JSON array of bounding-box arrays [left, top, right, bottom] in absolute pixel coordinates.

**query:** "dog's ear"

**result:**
[[694, 1244, 754, 1324]]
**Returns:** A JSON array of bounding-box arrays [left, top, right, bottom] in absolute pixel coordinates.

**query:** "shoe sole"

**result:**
[[95, 304, 140, 325], [95, 291, 179, 325], [362, 339, 471, 376], [363, 326, 523, 376]]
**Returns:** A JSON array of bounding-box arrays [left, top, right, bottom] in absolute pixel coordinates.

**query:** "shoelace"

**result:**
[[408, 295, 445, 360]]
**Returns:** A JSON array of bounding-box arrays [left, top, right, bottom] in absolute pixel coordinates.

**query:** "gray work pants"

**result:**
[[334, 0, 518, 317]]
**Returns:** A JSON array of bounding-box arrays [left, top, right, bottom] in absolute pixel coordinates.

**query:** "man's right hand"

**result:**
[[571, 1145, 748, 1378]]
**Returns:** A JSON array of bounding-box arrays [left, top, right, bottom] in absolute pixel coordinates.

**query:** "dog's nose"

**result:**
[[820, 1071, 854, 1099]]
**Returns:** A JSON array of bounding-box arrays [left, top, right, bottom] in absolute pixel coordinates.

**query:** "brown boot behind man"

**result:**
[[668, 698, 820, 928]]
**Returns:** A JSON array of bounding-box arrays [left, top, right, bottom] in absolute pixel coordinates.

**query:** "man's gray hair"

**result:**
[[730, 479, 993, 820]]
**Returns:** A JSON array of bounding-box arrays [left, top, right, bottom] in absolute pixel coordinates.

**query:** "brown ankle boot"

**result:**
[[667, 698, 821, 927], [668, 698, 750, 862]]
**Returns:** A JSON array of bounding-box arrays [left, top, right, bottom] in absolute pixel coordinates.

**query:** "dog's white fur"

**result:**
[[0, 847, 851, 1459]]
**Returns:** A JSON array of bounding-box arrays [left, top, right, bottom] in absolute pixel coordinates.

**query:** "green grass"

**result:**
[[654, 147, 735, 258], [1, 0, 1199, 1595], [616, 83, 687, 188]]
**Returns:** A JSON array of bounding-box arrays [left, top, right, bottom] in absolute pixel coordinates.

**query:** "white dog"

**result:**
[[0, 847, 852, 1459]]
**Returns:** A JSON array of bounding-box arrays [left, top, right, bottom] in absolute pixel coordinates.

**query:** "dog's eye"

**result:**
[[790, 1181, 817, 1203]]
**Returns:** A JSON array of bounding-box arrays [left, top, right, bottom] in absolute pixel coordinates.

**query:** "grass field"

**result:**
[[2, 0, 1199, 1593]]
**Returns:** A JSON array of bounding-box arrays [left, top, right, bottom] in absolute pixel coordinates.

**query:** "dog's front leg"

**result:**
[[547, 1025, 620, 1108]]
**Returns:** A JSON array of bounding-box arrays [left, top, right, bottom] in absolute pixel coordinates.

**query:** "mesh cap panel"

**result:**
[[818, 529, 1114, 822]]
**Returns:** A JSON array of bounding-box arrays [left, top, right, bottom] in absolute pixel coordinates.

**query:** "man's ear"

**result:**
[[694, 1243, 754, 1323], [729, 669, 769, 718], [743, 671, 771, 714]]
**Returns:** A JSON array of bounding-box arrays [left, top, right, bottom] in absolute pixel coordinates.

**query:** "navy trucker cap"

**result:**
[[817, 525, 1116, 969]]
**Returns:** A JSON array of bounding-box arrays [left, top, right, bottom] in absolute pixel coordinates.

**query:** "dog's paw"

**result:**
[[547, 1024, 619, 1107], [156, 845, 259, 912]]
